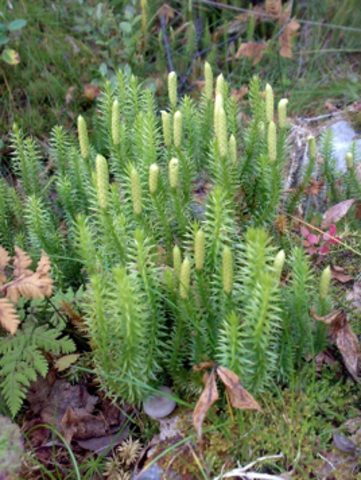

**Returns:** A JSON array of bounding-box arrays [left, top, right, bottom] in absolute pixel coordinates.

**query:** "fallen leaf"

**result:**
[[324, 100, 337, 112], [312, 310, 361, 381], [231, 86, 248, 102], [83, 83, 101, 101], [157, 4, 175, 24], [279, 18, 300, 59], [334, 314, 361, 381], [55, 354, 80, 372], [235, 41, 268, 65], [318, 245, 330, 255], [311, 309, 343, 324], [193, 362, 214, 371], [216, 366, 263, 412], [305, 178, 324, 198], [61, 405, 109, 444], [77, 429, 129, 453], [346, 281, 361, 310], [193, 368, 219, 442], [2, 48, 21, 65], [321, 199, 360, 229], [265, 0, 282, 19], [331, 266, 353, 283]]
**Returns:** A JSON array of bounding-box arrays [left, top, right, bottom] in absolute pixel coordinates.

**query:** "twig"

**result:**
[[300, 113, 341, 123], [160, 13, 175, 74], [214, 453, 285, 480]]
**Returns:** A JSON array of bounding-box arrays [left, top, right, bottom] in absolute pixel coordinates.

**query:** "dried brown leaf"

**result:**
[[61, 405, 109, 444], [235, 42, 268, 65], [0, 297, 20, 335], [193, 362, 214, 372], [321, 199, 360, 229], [310, 309, 343, 324], [313, 310, 361, 381], [0, 246, 10, 287], [231, 86, 248, 102], [193, 368, 219, 442], [83, 83, 101, 102], [346, 281, 361, 310], [13, 246, 32, 277], [157, 4, 175, 24], [265, 0, 282, 19], [331, 266, 353, 283], [216, 366, 263, 412], [279, 18, 300, 59]]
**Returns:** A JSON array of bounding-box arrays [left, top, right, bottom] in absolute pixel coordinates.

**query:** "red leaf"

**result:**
[[308, 234, 320, 245], [307, 248, 318, 255], [329, 224, 337, 236], [300, 226, 310, 237], [319, 245, 330, 255]]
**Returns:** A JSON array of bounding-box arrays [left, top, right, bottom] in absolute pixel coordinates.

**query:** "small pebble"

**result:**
[[143, 386, 176, 419]]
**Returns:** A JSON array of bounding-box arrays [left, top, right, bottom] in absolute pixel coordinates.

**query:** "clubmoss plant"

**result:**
[[1, 66, 343, 404]]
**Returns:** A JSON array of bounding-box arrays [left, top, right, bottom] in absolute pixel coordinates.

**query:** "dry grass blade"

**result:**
[[0, 297, 20, 335]]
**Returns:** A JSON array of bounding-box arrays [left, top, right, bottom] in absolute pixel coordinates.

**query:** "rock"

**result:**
[[190, 202, 206, 220], [0, 414, 23, 479], [133, 463, 165, 480], [330, 121, 361, 172], [143, 387, 176, 419]]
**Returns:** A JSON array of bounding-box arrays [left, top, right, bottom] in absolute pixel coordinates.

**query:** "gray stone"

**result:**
[[133, 463, 165, 480], [143, 386, 176, 419], [330, 121, 361, 172]]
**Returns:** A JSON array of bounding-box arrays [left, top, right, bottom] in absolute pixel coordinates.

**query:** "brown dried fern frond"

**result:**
[[0, 246, 10, 287], [13, 246, 33, 277], [0, 297, 20, 335], [0, 249, 53, 304]]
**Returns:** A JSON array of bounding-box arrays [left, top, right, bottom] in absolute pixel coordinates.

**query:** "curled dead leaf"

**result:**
[[193, 368, 219, 442], [331, 266, 353, 284], [321, 199, 360, 229], [312, 309, 361, 381], [216, 366, 263, 412]]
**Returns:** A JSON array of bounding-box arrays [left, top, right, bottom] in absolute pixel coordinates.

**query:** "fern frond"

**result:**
[[0, 321, 75, 417]]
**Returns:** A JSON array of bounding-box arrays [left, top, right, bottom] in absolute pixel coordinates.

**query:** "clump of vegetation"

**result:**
[[1, 27, 361, 475], [1, 63, 360, 423]]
